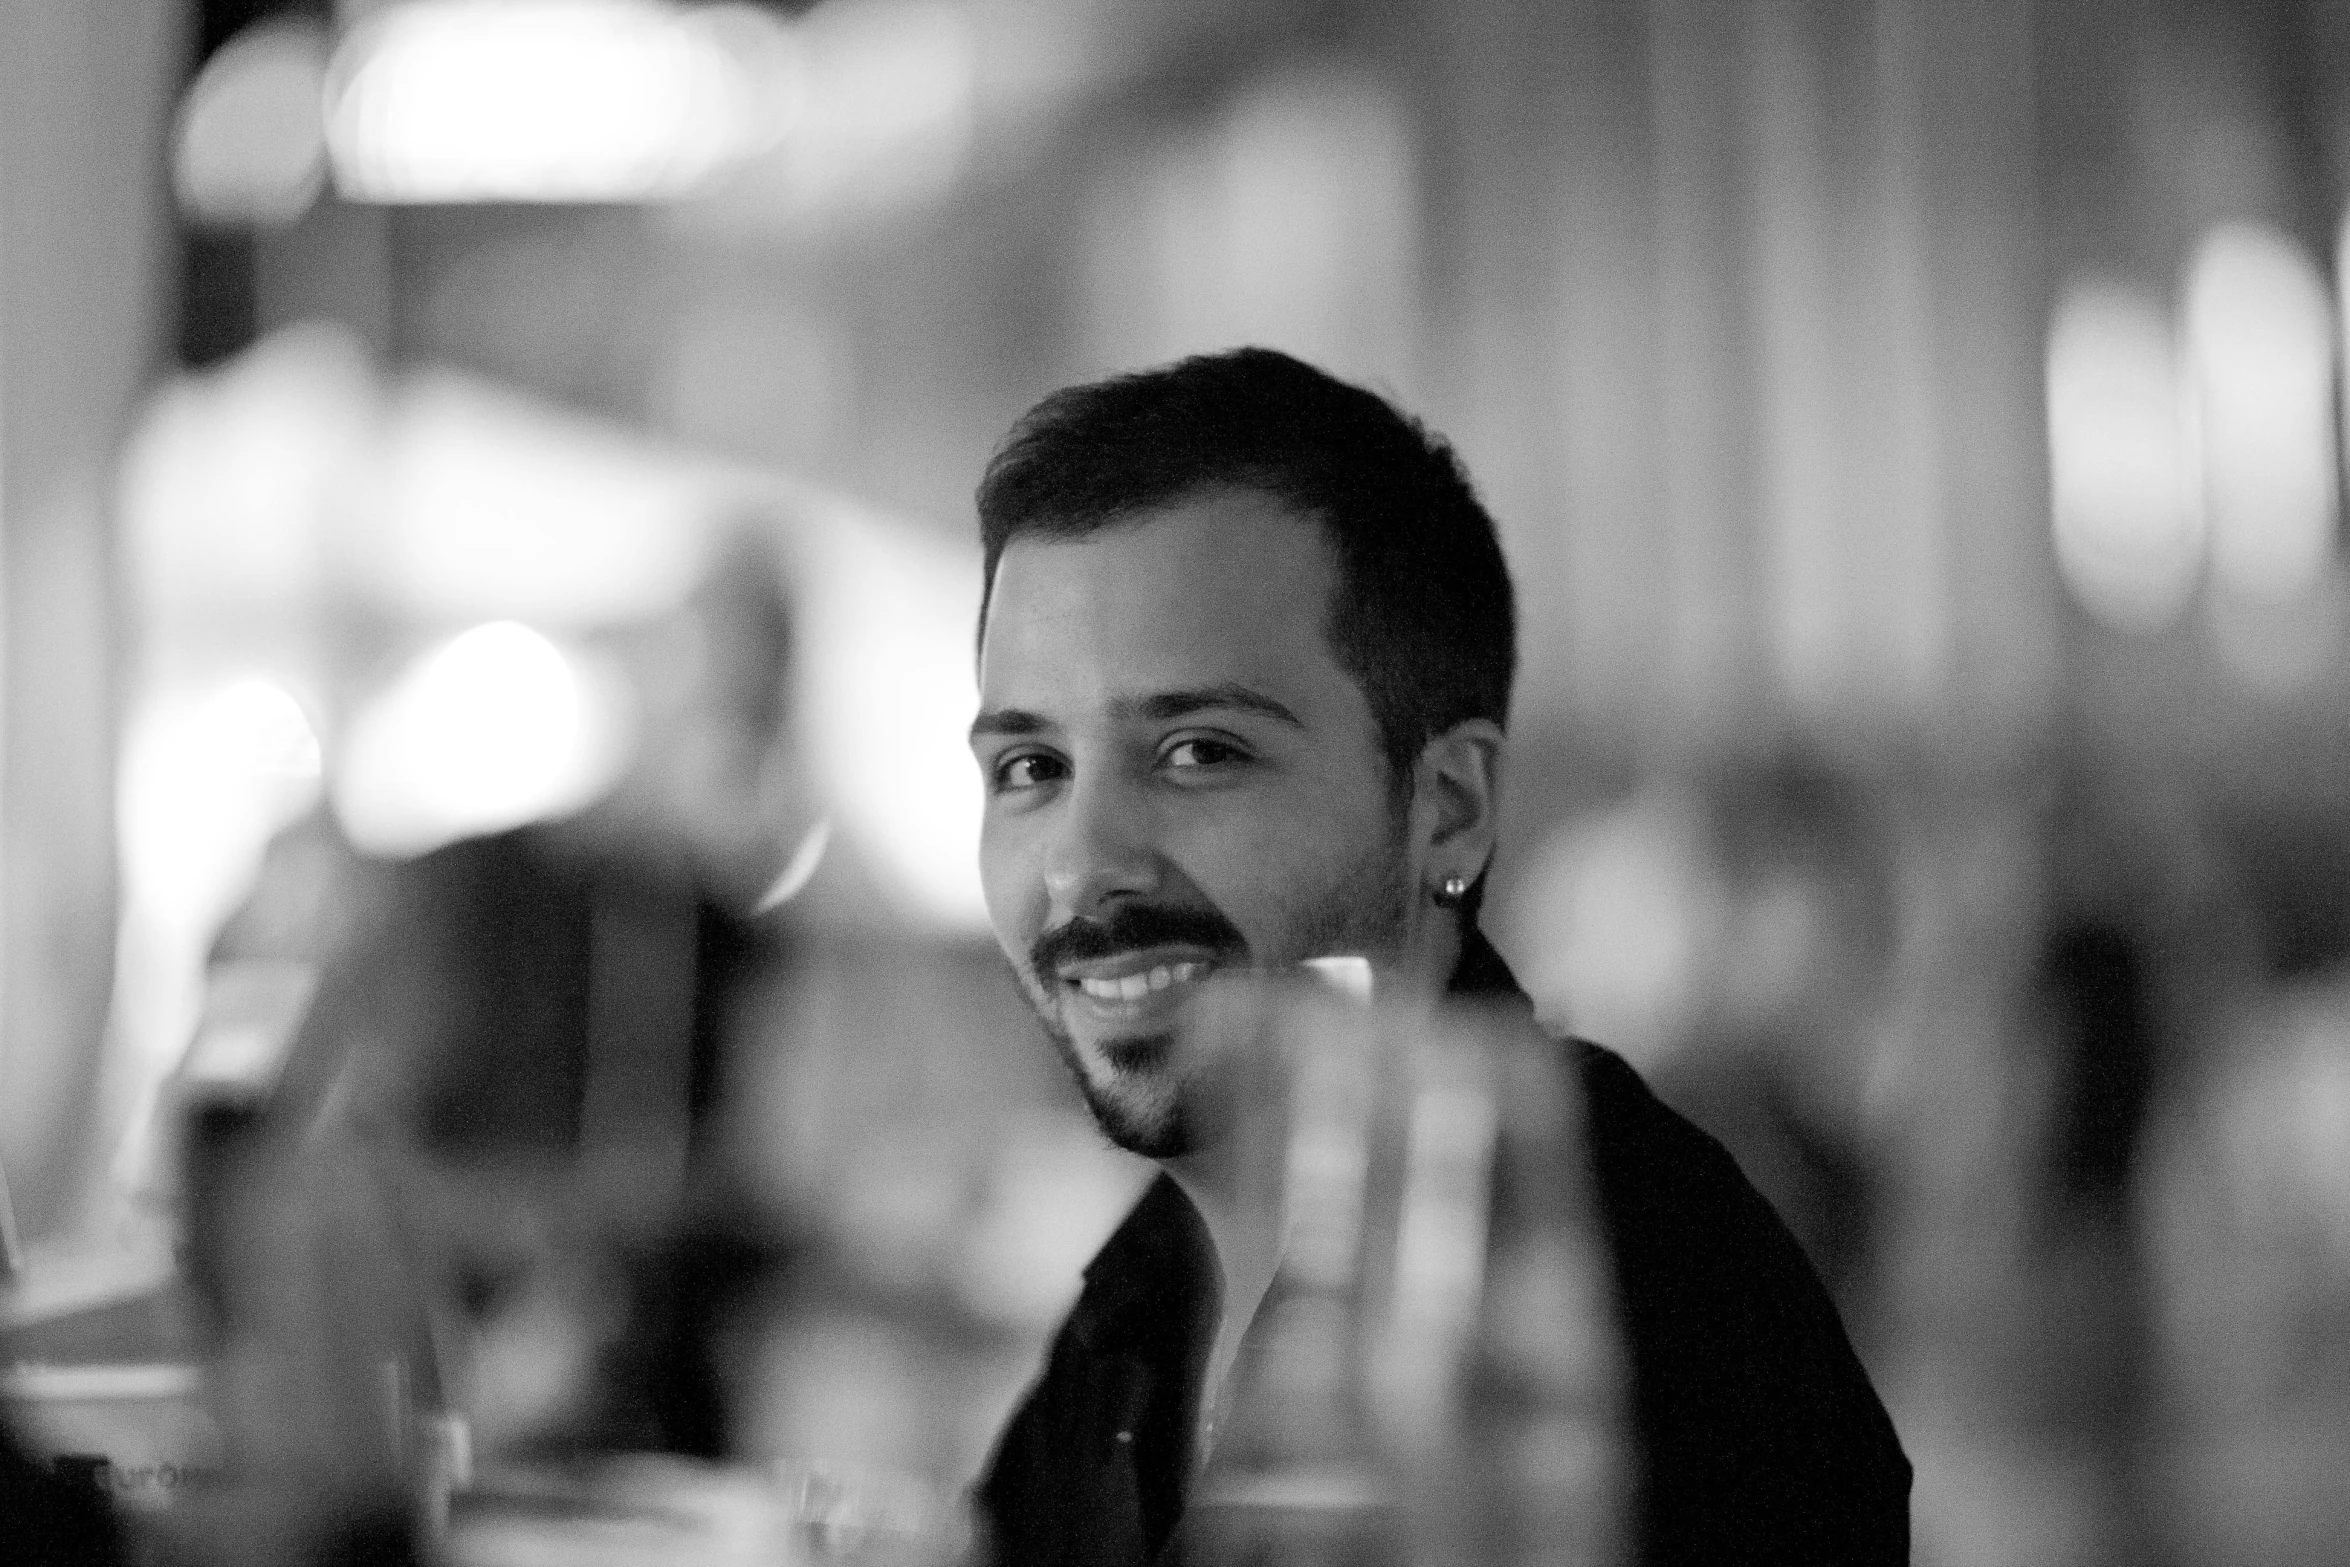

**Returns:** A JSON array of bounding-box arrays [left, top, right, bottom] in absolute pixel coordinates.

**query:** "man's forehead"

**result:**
[[977, 494, 1340, 704]]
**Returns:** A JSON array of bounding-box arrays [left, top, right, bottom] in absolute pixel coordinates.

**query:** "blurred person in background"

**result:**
[[180, 525, 812, 1549], [2123, 808, 2350, 1566], [1640, 754, 1902, 1307], [965, 349, 1910, 1565]]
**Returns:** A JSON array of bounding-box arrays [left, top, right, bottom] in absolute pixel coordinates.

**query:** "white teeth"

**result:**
[[1074, 961, 1213, 1002]]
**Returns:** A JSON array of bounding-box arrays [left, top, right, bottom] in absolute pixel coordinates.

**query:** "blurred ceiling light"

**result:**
[[325, 0, 799, 204], [332, 622, 632, 857], [2046, 279, 2203, 631], [2184, 222, 2338, 603], [174, 17, 331, 226]]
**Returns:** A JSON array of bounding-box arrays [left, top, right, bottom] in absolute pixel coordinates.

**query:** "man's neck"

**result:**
[[1402, 916, 1465, 1008], [1163, 1148, 1283, 1459]]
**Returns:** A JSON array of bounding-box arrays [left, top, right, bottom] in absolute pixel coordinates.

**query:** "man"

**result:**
[[966, 348, 1910, 1565]]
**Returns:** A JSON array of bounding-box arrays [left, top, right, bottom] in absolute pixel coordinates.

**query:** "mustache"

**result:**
[[1030, 903, 1247, 979]]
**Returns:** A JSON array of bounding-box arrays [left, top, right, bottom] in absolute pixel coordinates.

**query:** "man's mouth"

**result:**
[[1056, 948, 1222, 1008]]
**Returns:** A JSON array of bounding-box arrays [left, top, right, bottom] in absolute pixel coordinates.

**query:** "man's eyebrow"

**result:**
[[968, 708, 1052, 743], [1125, 684, 1305, 729]]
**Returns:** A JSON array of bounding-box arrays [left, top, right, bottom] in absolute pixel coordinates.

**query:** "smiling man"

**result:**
[[972, 483, 1452, 1157], [968, 349, 1910, 1566]]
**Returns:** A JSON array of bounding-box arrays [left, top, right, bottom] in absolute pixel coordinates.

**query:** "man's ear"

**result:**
[[1409, 718, 1506, 883]]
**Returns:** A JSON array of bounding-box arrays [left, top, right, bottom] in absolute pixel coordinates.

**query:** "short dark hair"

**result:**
[[975, 347, 1517, 787]]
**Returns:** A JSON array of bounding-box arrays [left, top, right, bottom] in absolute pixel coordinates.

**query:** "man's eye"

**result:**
[[1162, 738, 1243, 770], [993, 752, 1066, 790]]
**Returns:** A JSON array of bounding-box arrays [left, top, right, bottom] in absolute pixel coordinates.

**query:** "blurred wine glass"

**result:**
[[1181, 974, 1630, 1567]]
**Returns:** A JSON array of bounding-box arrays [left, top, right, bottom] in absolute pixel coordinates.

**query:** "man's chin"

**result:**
[[1068, 1040, 1198, 1159], [1083, 1090, 1197, 1160], [1023, 985, 1206, 1159]]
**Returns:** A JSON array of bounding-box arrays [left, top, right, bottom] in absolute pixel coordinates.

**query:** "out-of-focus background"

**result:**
[[3, 0, 2350, 1562]]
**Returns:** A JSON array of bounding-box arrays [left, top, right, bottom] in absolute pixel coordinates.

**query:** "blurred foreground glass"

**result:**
[[1178, 974, 1630, 1567]]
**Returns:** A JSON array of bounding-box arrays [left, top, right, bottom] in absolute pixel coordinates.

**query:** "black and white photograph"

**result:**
[[2, 2, 2346, 1563]]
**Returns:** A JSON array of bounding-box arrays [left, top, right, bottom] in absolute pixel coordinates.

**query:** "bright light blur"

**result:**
[[120, 678, 324, 944], [325, 0, 797, 204], [2046, 279, 2203, 630], [789, 495, 989, 931], [331, 621, 632, 858], [109, 677, 325, 1140], [364, 371, 721, 626], [117, 334, 991, 930], [2182, 222, 2339, 604], [117, 324, 374, 623], [172, 17, 329, 227]]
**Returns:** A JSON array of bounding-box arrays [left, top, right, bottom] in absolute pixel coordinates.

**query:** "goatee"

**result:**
[[1014, 835, 1414, 1160]]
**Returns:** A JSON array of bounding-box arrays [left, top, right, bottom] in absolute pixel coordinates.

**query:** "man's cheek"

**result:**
[[976, 849, 1036, 956]]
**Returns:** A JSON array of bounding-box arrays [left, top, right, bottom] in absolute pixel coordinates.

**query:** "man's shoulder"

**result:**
[[1569, 1037, 1912, 1563], [1569, 1034, 1853, 1314], [1573, 1037, 1773, 1221]]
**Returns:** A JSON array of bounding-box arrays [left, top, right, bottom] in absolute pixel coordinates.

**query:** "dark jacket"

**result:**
[[977, 933, 1911, 1565]]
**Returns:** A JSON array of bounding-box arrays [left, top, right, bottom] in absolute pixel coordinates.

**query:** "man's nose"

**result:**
[[1041, 776, 1161, 920]]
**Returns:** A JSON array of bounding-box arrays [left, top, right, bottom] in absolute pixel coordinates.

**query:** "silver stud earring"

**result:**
[[1434, 874, 1470, 908]]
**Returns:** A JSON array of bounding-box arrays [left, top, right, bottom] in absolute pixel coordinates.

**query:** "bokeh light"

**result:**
[[325, 0, 796, 203], [2047, 279, 2202, 631], [107, 676, 327, 1165], [331, 621, 631, 857], [2183, 222, 2339, 606], [120, 677, 324, 942]]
